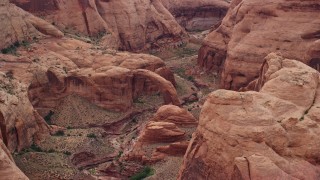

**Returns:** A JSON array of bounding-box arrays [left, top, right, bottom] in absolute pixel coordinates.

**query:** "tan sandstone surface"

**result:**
[[10, 0, 188, 51], [198, 0, 320, 90], [179, 53, 320, 179]]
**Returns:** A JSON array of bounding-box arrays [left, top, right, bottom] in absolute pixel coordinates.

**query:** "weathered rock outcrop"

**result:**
[[11, 0, 187, 51], [198, 0, 320, 90], [161, 0, 229, 31], [0, 0, 63, 50], [179, 53, 320, 179], [0, 140, 29, 180], [23, 38, 178, 112], [125, 105, 197, 163], [0, 70, 49, 152]]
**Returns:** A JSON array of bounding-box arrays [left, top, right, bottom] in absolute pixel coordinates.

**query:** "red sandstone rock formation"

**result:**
[[10, 0, 188, 51], [161, 0, 229, 31], [125, 105, 197, 163], [0, 71, 49, 152], [179, 53, 320, 179], [0, 140, 29, 179], [151, 104, 197, 125], [198, 0, 320, 90], [0, 0, 63, 50], [23, 38, 179, 112]]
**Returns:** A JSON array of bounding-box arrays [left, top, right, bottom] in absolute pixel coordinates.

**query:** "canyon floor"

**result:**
[[12, 31, 218, 180]]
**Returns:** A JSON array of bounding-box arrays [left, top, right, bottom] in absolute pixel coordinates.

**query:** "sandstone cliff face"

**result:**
[[0, 66, 49, 152], [161, 0, 229, 31], [0, 140, 29, 180], [198, 0, 320, 90], [179, 53, 320, 179], [11, 0, 187, 51], [0, 0, 63, 50]]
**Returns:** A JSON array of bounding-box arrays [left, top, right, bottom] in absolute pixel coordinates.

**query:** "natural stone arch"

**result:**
[[133, 69, 180, 106]]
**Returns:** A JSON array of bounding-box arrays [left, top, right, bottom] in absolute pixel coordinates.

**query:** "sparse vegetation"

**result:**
[[87, 133, 97, 138], [134, 97, 144, 104], [63, 151, 72, 156], [44, 110, 54, 125], [18, 144, 43, 155], [48, 149, 56, 153], [1, 42, 19, 55], [1, 41, 31, 55], [53, 130, 65, 136], [130, 166, 155, 180], [115, 150, 123, 160], [5, 70, 14, 79]]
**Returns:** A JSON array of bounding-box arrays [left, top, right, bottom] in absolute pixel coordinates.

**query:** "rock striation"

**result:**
[[11, 0, 187, 51], [198, 0, 320, 90], [161, 0, 229, 31], [179, 53, 320, 179]]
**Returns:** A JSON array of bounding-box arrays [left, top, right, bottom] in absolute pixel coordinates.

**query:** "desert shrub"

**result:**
[[87, 133, 96, 138], [130, 166, 154, 180], [44, 110, 54, 125], [53, 130, 65, 136]]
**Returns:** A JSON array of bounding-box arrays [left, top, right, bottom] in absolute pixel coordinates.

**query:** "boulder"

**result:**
[[151, 105, 197, 125], [140, 121, 185, 143]]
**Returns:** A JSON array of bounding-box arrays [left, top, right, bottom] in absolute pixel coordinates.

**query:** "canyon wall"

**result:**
[[10, 0, 188, 51], [198, 0, 320, 90], [179, 53, 320, 179], [0, 0, 63, 50], [160, 0, 229, 31]]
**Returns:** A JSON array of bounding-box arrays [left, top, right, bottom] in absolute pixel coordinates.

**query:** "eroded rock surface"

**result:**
[[0, 0, 63, 50], [161, 0, 229, 31], [11, 0, 187, 51], [198, 0, 320, 90], [179, 53, 320, 179], [0, 140, 28, 180], [0, 70, 49, 152], [125, 105, 197, 164]]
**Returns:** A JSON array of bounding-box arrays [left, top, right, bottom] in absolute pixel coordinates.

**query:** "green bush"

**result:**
[[44, 110, 54, 125], [130, 166, 155, 180], [48, 149, 55, 153], [87, 133, 96, 138], [53, 130, 65, 136], [30, 144, 43, 152]]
